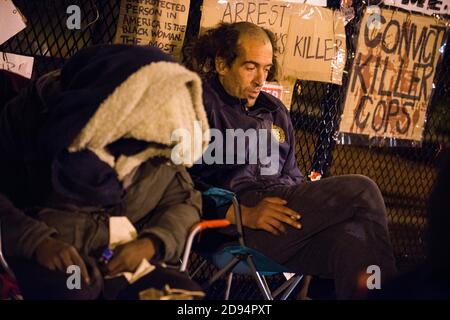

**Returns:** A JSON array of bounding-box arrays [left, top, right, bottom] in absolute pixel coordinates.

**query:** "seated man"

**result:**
[[185, 22, 397, 299], [0, 44, 209, 299]]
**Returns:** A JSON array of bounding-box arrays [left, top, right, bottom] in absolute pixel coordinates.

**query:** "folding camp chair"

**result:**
[[180, 188, 304, 300], [1, 190, 302, 301]]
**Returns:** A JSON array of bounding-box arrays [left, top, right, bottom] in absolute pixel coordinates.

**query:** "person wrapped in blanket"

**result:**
[[0, 44, 209, 300]]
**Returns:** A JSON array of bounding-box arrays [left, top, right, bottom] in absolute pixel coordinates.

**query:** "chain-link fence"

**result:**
[[291, 0, 450, 274], [1, 0, 449, 299]]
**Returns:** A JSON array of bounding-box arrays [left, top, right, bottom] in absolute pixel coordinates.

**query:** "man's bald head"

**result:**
[[233, 22, 273, 56], [234, 22, 271, 41]]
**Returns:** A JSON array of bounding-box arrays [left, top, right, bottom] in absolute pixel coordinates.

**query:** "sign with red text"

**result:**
[[262, 82, 284, 100]]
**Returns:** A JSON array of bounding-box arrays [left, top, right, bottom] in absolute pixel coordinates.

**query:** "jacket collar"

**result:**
[[211, 76, 279, 113]]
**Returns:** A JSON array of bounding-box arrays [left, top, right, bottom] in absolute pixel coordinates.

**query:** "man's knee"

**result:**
[[344, 175, 380, 194], [344, 175, 385, 208]]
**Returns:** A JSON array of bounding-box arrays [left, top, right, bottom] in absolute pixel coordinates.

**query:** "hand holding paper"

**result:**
[[105, 216, 156, 284], [105, 238, 157, 276]]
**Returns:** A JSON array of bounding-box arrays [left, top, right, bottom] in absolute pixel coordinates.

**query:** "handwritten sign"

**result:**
[[0, 0, 27, 45], [338, 8, 448, 142], [113, 0, 190, 58], [202, 0, 289, 61], [289, 0, 326, 5], [384, 0, 450, 15], [0, 52, 34, 79], [201, 1, 325, 62], [283, 4, 346, 85]]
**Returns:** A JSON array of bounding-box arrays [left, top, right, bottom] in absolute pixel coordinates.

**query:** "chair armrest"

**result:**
[[180, 219, 231, 272], [230, 197, 245, 246], [201, 187, 245, 246]]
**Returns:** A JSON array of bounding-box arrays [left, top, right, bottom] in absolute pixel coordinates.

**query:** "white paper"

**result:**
[[109, 216, 138, 250], [107, 216, 155, 284], [0, 52, 33, 79], [0, 0, 27, 45]]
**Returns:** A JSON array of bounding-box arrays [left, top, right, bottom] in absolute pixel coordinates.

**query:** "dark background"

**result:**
[[1, 0, 449, 299]]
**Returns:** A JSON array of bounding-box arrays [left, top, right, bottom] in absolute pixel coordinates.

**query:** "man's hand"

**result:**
[[34, 237, 91, 284], [105, 238, 157, 276], [227, 197, 302, 235]]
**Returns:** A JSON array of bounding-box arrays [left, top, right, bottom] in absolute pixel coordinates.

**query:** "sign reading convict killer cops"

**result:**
[[339, 8, 448, 142], [283, 4, 346, 85], [113, 0, 190, 58]]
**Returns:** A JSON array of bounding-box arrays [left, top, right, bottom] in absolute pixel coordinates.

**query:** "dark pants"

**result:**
[[242, 174, 397, 299], [9, 259, 201, 300]]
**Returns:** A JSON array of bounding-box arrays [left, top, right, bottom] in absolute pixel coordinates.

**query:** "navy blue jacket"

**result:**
[[189, 77, 303, 218]]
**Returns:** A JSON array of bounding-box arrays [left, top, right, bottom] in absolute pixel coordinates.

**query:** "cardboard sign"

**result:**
[[113, 0, 190, 59], [0, 0, 27, 45], [283, 4, 346, 85], [338, 8, 448, 142], [200, 0, 325, 61], [0, 52, 34, 79], [384, 0, 450, 15]]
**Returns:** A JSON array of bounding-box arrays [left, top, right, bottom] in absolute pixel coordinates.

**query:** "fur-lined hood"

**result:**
[[69, 60, 209, 180], [38, 44, 209, 180], [32, 45, 209, 205]]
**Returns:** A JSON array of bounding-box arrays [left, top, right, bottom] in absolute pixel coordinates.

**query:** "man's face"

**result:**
[[217, 35, 273, 107]]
